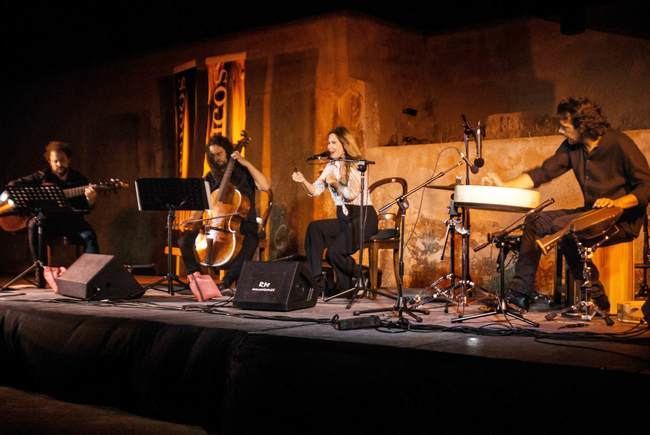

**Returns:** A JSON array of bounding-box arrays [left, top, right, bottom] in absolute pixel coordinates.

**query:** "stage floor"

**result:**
[[1, 280, 648, 375], [1, 278, 649, 433]]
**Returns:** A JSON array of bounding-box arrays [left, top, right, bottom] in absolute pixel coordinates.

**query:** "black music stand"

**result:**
[[135, 178, 210, 295], [1, 185, 71, 290]]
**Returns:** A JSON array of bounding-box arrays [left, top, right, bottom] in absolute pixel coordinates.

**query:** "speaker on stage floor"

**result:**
[[56, 253, 144, 300], [234, 261, 317, 311]]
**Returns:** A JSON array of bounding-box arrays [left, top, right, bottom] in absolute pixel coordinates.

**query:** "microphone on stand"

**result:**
[[461, 114, 475, 137], [306, 151, 330, 161], [459, 151, 479, 174], [474, 120, 485, 169]]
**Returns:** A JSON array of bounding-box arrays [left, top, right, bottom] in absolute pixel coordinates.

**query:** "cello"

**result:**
[[195, 132, 252, 268]]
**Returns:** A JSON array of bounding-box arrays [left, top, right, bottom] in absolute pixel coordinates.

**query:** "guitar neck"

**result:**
[[63, 184, 90, 199]]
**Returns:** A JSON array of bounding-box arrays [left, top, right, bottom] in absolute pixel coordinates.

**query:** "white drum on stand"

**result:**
[[454, 185, 540, 213]]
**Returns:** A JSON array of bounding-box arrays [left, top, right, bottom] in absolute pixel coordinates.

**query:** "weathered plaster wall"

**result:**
[[366, 130, 650, 293]]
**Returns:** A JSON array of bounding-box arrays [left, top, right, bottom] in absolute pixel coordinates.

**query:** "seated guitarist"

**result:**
[[6, 141, 99, 263], [178, 134, 271, 296]]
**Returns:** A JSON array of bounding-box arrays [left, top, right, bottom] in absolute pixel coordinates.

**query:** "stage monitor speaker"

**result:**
[[56, 253, 144, 300], [234, 261, 317, 311]]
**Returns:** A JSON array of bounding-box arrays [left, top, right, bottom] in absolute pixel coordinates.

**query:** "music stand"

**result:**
[[1, 185, 71, 290], [135, 178, 210, 295]]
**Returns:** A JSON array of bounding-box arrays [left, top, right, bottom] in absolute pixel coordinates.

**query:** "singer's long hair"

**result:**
[[557, 97, 610, 141], [329, 126, 362, 186], [329, 126, 362, 159]]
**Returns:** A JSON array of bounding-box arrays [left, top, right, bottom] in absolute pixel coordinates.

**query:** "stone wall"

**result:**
[[365, 130, 650, 293]]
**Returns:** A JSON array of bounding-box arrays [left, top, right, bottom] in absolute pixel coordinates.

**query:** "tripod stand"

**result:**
[[352, 160, 464, 323], [452, 229, 539, 327], [135, 178, 211, 295], [417, 187, 462, 312], [451, 198, 555, 325], [1, 185, 71, 291]]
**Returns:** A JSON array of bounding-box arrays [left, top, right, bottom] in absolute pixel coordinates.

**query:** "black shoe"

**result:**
[[504, 289, 530, 312], [218, 282, 235, 297], [591, 294, 610, 311], [528, 293, 556, 312]]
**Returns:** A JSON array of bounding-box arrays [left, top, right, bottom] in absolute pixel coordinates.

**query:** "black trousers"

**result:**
[[178, 221, 259, 288], [27, 215, 99, 262], [305, 205, 378, 291], [511, 207, 630, 299]]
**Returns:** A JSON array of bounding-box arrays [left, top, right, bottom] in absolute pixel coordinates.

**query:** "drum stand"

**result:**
[[417, 194, 461, 313], [452, 230, 539, 327], [561, 231, 615, 326], [418, 120, 489, 316]]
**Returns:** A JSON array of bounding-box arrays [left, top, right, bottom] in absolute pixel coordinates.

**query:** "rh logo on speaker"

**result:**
[[252, 281, 275, 292]]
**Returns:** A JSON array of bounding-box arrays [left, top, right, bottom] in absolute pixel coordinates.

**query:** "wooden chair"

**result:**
[[363, 177, 407, 295]]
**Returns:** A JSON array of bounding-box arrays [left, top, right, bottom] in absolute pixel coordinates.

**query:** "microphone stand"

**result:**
[[352, 160, 463, 323], [323, 158, 376, 308], [455, 117, 490, 316]]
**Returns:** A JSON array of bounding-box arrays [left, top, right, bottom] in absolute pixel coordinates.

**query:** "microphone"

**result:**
[[474, 120, 485, 169], [306, 151, 330, 161], [461, 114, 475, 138], [459, 151, 478, 174]]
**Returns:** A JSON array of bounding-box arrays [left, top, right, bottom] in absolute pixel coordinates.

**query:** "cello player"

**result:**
[[178, 134, 270, 296]]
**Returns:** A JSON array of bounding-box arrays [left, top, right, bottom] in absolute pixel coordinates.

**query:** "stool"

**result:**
[[592, 239, 634, 314]]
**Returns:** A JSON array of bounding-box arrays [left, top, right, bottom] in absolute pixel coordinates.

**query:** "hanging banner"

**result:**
[[205, 54, 246, 173], [173, 62, 197, 178]]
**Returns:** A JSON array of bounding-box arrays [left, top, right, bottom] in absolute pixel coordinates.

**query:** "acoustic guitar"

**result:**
[[0, 178, 128, 232]]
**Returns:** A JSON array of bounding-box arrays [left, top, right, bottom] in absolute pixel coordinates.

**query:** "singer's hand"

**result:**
[[593, 197, 615, 208], [325, 174, 338, 187], [484, 172, 504, 186], [292, 171, 306, 183]]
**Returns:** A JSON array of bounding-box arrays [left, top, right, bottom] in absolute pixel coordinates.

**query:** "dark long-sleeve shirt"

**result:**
[[526, 129, 650, 238]]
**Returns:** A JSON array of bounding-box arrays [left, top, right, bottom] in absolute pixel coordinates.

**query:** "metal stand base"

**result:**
[[452, 238, 539, 327], [324, 282, 397, 309], [561, 301, 614, 326], [1, 261, 43, 290], [142, 273, 189, 294], [451, 297, 539, 327], [143, 209, 189, 295], [353, 295, 430, 323]]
